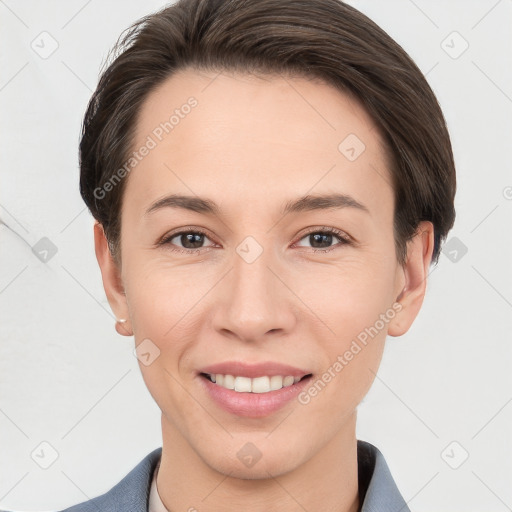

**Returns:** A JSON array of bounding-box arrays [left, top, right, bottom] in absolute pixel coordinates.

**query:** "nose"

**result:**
[[211, 242, 297, 343]]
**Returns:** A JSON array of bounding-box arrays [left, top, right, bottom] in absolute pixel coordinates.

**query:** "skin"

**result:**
[[94, 68, 433, 512]]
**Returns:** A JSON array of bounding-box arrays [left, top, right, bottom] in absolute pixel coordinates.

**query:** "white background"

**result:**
[[0, 1, 511, 511]]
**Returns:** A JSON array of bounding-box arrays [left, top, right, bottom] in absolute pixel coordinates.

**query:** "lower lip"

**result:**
[[198, 374, 313, 418]]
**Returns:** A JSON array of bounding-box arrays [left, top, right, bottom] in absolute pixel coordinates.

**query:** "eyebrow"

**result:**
[[144, 192, 370, 217]]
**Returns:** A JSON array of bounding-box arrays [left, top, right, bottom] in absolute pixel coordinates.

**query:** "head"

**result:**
[[84, 0, 455, 479]]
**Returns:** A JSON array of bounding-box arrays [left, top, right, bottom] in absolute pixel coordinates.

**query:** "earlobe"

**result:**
[[388, 221, 434, 337], [93, 222, 133, 336], [115, 318, 132, 337]]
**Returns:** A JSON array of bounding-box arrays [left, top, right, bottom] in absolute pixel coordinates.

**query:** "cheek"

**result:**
[[296, 258, 395, 399], [126, 247, 397, 350], [125, 254, 211, 326], [124, 258, 221, 383], [125, 261, 209, 414], [295, 255, 397, 335], [298, 267, 392, 418]]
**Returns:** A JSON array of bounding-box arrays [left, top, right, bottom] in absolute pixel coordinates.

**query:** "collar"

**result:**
[[357, 440, 410, 512]]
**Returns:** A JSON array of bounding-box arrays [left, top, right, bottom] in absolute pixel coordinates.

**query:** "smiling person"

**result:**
[[61, 0, 456, 511]]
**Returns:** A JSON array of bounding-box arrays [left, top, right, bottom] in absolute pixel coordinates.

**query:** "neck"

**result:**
[[156, 412, 360, 512]]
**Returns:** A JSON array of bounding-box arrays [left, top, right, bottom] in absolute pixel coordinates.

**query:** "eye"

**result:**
[[158, 228, 216, 254], [294, 227, 352, 252], [157, 226, 352, 255]]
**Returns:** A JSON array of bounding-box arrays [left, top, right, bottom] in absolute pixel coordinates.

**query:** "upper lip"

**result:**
[[199, 361, 312, 379]]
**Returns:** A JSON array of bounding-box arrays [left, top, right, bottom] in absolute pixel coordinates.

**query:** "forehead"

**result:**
[[124, 68, 393, 220]]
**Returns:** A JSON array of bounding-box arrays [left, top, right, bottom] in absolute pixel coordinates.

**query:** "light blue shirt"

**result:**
[[56, 440, 410, 512]]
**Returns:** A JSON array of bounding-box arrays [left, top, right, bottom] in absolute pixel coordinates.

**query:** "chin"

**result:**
[[202, 440, 304, 480]]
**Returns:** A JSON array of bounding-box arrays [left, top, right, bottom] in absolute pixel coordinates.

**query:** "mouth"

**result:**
[[197, 360, 314, 417], [200, 372, 313, 394]]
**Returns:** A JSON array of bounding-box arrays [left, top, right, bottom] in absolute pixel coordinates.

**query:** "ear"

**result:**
[[388, 221, 435, 337], [93, 221, 133, 336]]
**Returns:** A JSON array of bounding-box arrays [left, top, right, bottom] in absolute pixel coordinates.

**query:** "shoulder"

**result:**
[[58, 447, 162, 512]]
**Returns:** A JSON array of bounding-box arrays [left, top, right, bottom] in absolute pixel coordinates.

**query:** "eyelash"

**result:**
[[157, 226, 352, 255]]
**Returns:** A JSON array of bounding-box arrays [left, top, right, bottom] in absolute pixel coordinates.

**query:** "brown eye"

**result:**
[[172, 232, 206, 249], [159, 229, 216, 253], [295, 228, 351, 252]]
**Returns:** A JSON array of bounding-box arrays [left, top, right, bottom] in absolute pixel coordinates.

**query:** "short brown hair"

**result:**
[[79, 0, 456, 266]]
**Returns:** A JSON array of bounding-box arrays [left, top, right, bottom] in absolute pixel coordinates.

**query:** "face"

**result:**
[[95, 68, 433, 479]]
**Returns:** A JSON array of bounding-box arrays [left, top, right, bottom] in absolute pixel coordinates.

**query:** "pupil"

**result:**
[[311, 233, 332, 248], [183, 233, 204, 249]]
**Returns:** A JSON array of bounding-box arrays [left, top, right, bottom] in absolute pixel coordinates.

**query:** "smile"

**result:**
[[201, 373, 311, 393]]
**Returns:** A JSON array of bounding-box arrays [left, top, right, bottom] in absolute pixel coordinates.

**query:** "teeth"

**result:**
[[234, 376, 252, 392], [284, 376, 295, 386], [208, 373, 304, 393], [223, 374, 235, 389], [271, 375, 284, 390]]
